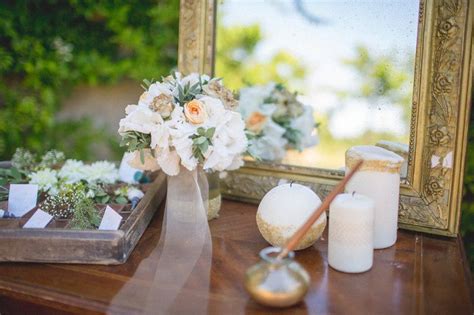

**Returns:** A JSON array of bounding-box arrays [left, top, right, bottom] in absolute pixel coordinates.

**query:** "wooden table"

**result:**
[[0, 200, 472, 314]]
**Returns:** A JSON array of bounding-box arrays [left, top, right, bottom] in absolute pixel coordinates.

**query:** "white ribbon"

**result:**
[[108, 167, 212, 314]]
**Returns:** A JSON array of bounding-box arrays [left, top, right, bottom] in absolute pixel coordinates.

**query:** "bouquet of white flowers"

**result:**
[[118, 72, 247, 175], [239, 83, 318, 161], [117, 73, 247, 310]]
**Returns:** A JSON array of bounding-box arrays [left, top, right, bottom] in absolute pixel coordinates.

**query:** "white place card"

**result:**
[[0, 209, 4, 218], [119, 152, 140, 184], [99, 206, 123, 230], [23, 209, 53, 229], [8, 184, 38, 217]]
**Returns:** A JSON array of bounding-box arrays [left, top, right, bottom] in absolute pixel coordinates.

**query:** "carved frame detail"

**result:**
[[179, 0, 473, 236]]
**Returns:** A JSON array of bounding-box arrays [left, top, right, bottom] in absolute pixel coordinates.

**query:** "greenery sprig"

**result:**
[[190, 127, 215, 163], [141, 78, 156, 91], [0, 167, 25, 201], [69, 198, 101, 230], [174, 81, 202, 107], [120, 131, 153, 163]]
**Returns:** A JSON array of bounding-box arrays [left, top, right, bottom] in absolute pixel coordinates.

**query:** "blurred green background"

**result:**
[[0, 1, 472, 271], [0, 0, 179, 160]]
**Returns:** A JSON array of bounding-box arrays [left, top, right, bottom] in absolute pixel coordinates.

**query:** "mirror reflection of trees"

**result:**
[[215, 24, 307, 92], [216, 20, 413, 168]]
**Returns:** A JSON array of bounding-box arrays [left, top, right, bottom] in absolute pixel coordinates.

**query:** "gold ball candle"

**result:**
[[256, 183, 326, 250]]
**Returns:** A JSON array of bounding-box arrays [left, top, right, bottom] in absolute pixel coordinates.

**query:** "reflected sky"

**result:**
[[218, 0, 419, 141]]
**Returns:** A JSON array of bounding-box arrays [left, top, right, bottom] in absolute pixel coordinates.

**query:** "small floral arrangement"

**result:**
[[29, 159, 119, 196], [239, 83, 318, 161], [2, 148, 147, 228], [118, 72, 248, 175]]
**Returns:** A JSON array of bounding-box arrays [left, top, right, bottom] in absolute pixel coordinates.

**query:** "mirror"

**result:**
[[215, 0, 418, 175], [179, 0, 472, 236]]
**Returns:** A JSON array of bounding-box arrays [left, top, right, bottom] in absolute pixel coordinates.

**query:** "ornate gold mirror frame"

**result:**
[[178, 0, 473, 236]]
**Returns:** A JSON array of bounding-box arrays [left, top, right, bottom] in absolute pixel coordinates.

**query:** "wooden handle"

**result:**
[[277, 160, 364, 260]]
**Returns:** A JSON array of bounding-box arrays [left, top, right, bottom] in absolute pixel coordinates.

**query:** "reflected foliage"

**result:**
[[340, 45, 414, 122], [215, 24, 306, 91], [216, 20, 414, 168]]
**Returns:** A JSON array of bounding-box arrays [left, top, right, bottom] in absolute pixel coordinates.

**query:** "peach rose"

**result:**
[[246, 111, 267, 133], [184, 99, 208, 124]]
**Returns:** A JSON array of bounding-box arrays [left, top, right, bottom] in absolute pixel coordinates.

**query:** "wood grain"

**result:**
[[0, 199, 472, 314]]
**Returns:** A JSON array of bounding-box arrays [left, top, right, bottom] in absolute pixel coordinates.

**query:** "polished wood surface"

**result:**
[[0, 200, 472, 314]]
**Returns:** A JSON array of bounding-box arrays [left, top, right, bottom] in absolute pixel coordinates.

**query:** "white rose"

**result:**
[[29, 169, 58, 194], [58, 159, 86, 183], [119, 105, 163, 135], [83, 161, 119, 184], [203, 111, 247, 171]]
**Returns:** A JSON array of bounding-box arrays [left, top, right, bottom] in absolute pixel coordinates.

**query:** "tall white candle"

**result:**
[[376, 140, 409, 178], [345, 145, 404, 249], [328, 193, 375, 273]]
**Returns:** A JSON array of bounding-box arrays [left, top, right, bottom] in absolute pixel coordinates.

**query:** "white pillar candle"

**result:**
[[376, 140, 409, 178], [328, 193, 375, 273], [256, 183, 326, 250], [345, 145, 404, 249]]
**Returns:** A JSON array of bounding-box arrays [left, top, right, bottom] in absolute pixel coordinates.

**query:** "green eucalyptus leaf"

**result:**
[[10, 167, 21, 180], [206, 127, 216, 138], [193, 136, 207, 144], [197, 127, 206, 136], [199, 141, 209, 153]]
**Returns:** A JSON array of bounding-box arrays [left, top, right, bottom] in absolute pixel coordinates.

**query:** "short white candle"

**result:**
[[345, 145, 404, 249], [328, 193, 375, 273], [256, 183, 326, 250]]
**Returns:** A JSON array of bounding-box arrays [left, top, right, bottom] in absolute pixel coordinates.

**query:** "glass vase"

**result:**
[[206, 171, 222, 220]]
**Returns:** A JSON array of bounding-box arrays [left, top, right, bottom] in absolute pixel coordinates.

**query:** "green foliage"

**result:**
[[0, 0, 179, 160], [175, 81, 204, 106], [120, 131, 152, 153], [0, 167, 25, 201], [69, 197, 101, 230], [340, 45, 414, 123], [461, 97, 474, 271], [281, 123, 303, 149], [190, 127, 216, 163], [120, 131, 153, 164], [215, 23, 306, 91], [114, 186, 130, 205]]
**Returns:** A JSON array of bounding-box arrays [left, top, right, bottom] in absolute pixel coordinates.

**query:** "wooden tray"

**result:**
[[0, 172, 166, 265]]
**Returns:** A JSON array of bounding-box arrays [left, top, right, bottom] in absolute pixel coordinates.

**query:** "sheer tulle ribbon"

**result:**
[[108, 168, 212, 314]]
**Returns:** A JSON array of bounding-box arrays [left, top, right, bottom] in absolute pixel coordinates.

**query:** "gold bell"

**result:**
[[244, 247, 310, 308]]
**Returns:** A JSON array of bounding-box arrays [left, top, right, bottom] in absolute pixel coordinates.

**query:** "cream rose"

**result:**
[[246, 111, 267, 133], [184, 99, 208, 124]]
